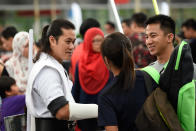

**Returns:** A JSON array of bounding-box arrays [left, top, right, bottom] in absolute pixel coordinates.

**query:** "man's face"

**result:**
[[145, 23, 170, 56], [1, 36, 13, 51], [50, 28, 75, 63], [122, 23, 131, 37], [182, 26, 192, 39], [104, 24, 114, 34]]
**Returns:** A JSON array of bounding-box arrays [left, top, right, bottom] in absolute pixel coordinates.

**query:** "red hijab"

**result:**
[[79, 28, 109, 94]]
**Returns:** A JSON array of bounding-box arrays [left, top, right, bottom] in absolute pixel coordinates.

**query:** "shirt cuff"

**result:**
[[47, 96, 68, 116]]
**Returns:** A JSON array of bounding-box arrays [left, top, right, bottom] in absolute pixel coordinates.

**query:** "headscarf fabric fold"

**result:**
[[78, 28, 109, 94]]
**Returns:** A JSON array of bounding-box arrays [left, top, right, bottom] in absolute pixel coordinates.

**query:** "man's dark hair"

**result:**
[[79, 18, 100, 38], [122, 18, 131, 27], [106, 21, 115, 29], [145, 14, 176, 42], [131, 12, 147, 28], [34, 19, 75, 62], [0, 76, 16, 98], [181, 18, 196, 31], [1, 26, 18, 40]]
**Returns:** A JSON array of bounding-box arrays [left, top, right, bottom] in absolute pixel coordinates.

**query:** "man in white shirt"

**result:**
[[26, 19, 98, 131]]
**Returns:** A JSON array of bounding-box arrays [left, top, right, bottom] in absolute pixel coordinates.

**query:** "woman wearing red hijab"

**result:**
[[72, 27, 112, 131]]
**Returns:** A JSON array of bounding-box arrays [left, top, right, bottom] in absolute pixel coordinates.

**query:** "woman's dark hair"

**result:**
[[101, 32, 135, 89], [0, 76, 16, 98], [34, 19, 75, 62]]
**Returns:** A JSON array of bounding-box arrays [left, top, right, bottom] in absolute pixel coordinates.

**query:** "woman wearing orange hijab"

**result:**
[[72, 27, 112, 131]]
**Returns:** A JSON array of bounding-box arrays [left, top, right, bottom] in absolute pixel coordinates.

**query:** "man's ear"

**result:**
[[49, 36, 57, 47], [167, 33, 174, 43]]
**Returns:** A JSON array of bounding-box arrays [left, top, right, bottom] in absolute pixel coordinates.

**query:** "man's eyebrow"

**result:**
[[65, 38, 74, 40], [64, 38, 76, 42], [148, 32, 157, 35]]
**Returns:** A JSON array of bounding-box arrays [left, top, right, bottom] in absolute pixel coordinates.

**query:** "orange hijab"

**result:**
[[78, 28, 109, 94]]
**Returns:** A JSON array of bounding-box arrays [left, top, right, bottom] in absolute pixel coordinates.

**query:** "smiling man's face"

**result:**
[[50, 28, 76, 63]]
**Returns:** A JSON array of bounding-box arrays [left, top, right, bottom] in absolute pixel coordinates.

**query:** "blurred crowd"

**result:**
[[0, 12, 195, 131]]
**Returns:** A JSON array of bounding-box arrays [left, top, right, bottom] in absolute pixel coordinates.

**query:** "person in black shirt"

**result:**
[[181, 18, 196, 63], [98, 32, 148, 131]]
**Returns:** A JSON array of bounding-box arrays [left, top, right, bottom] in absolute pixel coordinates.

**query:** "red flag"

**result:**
[[114, 0, 130, 4]]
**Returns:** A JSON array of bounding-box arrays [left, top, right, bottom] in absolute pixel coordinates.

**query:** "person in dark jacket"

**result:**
[[98, 32, 148, 131]]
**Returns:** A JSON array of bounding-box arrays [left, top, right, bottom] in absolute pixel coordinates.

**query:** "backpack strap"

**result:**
[[141, 71, 154, 95], [141, 66, 160, 85], [175, 40, 187, 70]]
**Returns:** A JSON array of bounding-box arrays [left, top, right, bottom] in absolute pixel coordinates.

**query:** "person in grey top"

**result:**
[[145, 15, 196, 75], [145, 15, 196, 99], [145, 15, 175, 73]]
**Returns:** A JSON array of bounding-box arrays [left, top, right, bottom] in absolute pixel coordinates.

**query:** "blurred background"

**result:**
[[0, 0, 195, 39]]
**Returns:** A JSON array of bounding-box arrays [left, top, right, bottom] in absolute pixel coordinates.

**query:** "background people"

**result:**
[[0, 76, 25, 131], [181, 18, 196, 63], [70, 18, 101, 82], [5, 32, 29, 93], [104, 21, 116, 35], [0, 26, 18, 62], [130, 12, 156, 68], [121, 18, 132, 37], [72, 27, 111, 131]]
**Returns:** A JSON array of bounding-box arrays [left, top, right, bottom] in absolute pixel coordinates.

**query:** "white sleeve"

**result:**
[[68, 102, 98, 121]]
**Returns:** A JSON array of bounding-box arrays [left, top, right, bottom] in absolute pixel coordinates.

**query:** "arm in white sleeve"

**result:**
[[68, 102, 98, 121]]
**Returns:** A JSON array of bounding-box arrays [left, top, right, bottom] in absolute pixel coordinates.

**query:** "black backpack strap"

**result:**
[[141, 71, 155, 95]]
